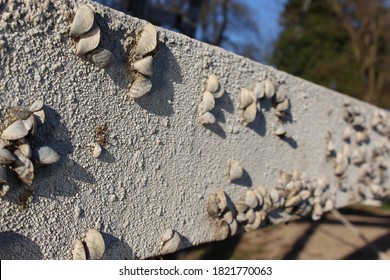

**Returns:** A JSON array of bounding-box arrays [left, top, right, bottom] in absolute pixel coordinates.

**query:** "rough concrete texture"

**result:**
[[1, 0, 389, 259]]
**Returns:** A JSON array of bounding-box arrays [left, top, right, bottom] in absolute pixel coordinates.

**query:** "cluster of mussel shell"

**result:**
[[72, 229, 105, 260], [128, 23, 158, 99], [159, 228, 182, 255], [0, 100, 60, 197], [198, 74, 225, 125], [69, 4, 113, 68], [339, 103, 390, 199], [207, 170, 336, 239], [239, 79, 290, 136]]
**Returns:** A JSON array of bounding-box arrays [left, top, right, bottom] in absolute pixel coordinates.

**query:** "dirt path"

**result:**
[[174, 205, 390, 259]]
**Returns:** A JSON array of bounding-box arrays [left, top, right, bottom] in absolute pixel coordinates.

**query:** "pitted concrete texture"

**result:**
[[1, 0, 389, 259]]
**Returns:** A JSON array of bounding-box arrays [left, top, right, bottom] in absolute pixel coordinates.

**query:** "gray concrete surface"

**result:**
[[0, 0, 389, 259]]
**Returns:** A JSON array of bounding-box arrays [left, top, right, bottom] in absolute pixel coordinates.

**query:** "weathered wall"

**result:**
[[0, 0, 389, 259]]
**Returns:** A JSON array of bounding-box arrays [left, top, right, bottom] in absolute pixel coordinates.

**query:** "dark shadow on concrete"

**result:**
[[203, 122, 227, 139], [217, 90, 234, 114], [282, 222, 320, 260], [95, 13, 132, 90], [135, 44, 181, 116], [0, 231, 43, 259], [101, 232, 134, 260], [343, 233, 390, 260], [98, 146, 116, 163], [247, 111, 266, 136], [280, 135, 298, 149], [232, 169, 252, 187]]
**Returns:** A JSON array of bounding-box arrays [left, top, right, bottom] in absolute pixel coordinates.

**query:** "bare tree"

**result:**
[[329, 0, 390, 105]]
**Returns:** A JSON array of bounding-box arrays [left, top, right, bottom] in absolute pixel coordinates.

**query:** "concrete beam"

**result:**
[[0, 0, 389, 259]]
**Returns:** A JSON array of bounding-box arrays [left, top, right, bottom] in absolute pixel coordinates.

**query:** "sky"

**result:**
[[241, 0, 287, 47]]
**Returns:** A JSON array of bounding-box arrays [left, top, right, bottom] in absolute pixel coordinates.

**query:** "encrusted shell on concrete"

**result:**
[[91, 47, 113, 69], [160, 229, 181, 255], [84, 229, 105, 260], [76, 24, 100, 56], [13, 149, 34, 186], [227, 159, 243, 182], [69, 4, 95, 38], [1, 120, 29, 140], [135, 23, 157, 58], [0, 148, 16, 165], [35, 146, 60, 165], [199, 112, 216, 125], [242, 101, 257, 124], [72, 239, 87, 260], [206, 74, 224, 99], [134, 56, 153, 76], [127, 74, 152, 99]]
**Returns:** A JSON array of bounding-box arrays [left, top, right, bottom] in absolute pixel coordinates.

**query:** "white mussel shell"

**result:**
[[242, 101, 257, 124], [222, 211, 234, 224], [134, 56, 153, 76], [228, 219, 238, 236], [32, 110, 45, 135], [161, 229, 174, 243], [135, 23, 157, 58], [276, 97, 289, 112], [236, 212, 248, 223], [274, 124, 286, 136], [275, 86, 287, 103], [227, 159, 243, 182], [214, 189, 227, 211], [7, 106, 32, 121], [19, 140, 32, 158], [214, 220, 229, 240], [29, 99, 44, 112], [234, 201, 248, 213], [160, 230, 181, 255], [264, 79, 275, 99], [0, 184, 10, 197], [13, 149, 34, 186], [239, 88, 254, 109], [244, 189, 258, 209], [323, 198, 334, 212], [72, 239, 87, 260], [207, 189, 227, 217], [253, 187, 264, 207], [35, 146, 60, 165], [70, 4, 95, 39], [92, 143, 102, 158], [85, 229, 105, 260], [0, 165, 7, 183], [76, 24, 100, 56], [244, 211, 263, 232], [128, 74, 152, 99], [1, 120, 29, 140], [0, 148, 16, 165], [92, 47, 113, 69], [22, 118, 33, 132], [207, 74, 224, 98], [299, 190, 311, 201], [199, 112, 216, 125], [285, 194, 301, 208], [253, 82, 264, 99], [269, 188, 280, 205], [342, 126, 352, 141], [201, 91, 215, 113], [312, 203, 323, 221], [207, 74, 219, 93], [245, 208, 256, 224]]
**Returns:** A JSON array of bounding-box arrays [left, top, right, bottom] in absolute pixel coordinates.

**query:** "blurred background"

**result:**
[[95, 0, 390, 259]]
